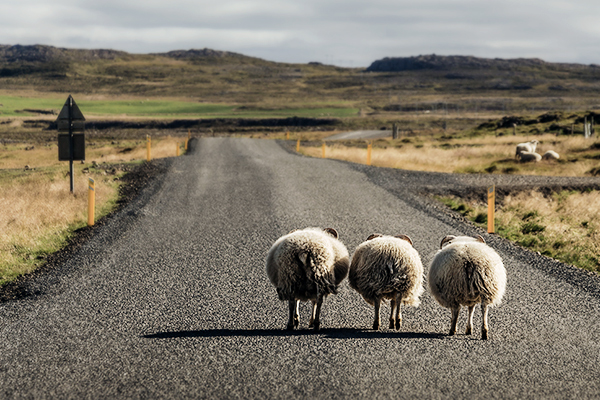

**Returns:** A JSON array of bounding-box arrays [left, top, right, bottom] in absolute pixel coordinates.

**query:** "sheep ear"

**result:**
[[440, 235, 456, 249], [324, 228, 338, 239], [475, 235, 486, 244], [395, 234, 413, 246], [366, 234, 382, 241], [287, 229, 298, 234]]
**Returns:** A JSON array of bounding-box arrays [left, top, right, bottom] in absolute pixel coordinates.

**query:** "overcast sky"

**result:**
[[1, 0, 599, 67]]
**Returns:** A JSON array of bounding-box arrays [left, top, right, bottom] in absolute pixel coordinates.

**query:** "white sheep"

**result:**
[[518, 151, 542, 163], [542, 150, 560, 160], [515, 140, 539, 157], [265, 227, 349, 331], [349, 234, 424, 330], [428, 235, 506, 340]]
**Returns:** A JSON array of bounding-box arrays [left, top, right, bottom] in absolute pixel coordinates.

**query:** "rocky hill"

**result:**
[[366, 54, 598, 73]]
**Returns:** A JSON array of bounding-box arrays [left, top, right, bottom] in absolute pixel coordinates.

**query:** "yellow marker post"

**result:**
[[367, 143, 372, 165], [286, 131, 290, 140], [176, 142, 180, 157], [146, 135, 151, 162], [296, 139, 300, 152], [88, 178, 95, 226], [322, 143, 326, 158], [487, 185, 495, 233], [185, 138, 188, 150]]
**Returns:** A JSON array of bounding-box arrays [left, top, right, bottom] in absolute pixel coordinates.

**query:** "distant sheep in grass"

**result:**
[[515, 140, 539, 157], [349, 234, 424, 330], [266, 227, 349, 331], [542, 150, 560, 160], [518, 151, 542, 163], [429, 235, 506, 340]]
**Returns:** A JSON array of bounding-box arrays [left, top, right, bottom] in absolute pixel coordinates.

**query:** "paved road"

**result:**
[[1, 137, 600, 398]]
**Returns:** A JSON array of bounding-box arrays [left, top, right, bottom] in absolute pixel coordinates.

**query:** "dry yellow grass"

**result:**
[[300, 134, 600, 177], [0, 136, 185, 284], [439, 190, 600, 272]]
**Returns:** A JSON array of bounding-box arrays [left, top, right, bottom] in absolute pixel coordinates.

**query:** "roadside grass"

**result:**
[[437, 190, 600, 273], [0, 136, 184, 285], [299, 134, 600, 177]]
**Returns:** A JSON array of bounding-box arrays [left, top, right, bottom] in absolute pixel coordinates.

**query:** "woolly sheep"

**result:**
[[542, 150, 560, 160], [429, 235, 506, 340], [515, 140, 539, 157], [266, 227, 349, 331], [518, 151, 542, 163], [349, 234, 424, 330]]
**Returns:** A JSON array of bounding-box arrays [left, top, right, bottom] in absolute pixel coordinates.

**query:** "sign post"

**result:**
[[487, 185, 495, 233], [56, 95, 86, 193]]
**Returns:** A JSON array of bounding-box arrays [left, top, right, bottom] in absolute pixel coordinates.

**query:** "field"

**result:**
[[0, 133, 185, 285], [0, 94, 359, 119]]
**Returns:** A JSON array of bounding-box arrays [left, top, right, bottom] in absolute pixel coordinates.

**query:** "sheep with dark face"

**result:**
[[429, 235, 506, 340], [518, 151, 542, 163], [349, 234, 424, 330], [516, 140, 539, 157], [266, 227, 349, 331], [542, 150, 560, 160]]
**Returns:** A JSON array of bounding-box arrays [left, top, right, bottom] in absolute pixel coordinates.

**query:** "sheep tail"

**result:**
[[299, 251, 337, 295], [465, 260, 492, 300]]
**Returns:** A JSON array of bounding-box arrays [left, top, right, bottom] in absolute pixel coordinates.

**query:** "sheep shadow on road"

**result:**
[[142, 328, 445, 340]]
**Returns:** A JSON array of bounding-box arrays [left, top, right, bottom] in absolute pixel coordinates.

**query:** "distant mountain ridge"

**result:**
[[366, 54, 598, 72], [0, 44, 253, 64]]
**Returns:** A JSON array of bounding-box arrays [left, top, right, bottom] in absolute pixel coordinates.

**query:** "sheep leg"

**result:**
[[311, 295, 323, 331], [389, 295, 402, 330], [309, 300, 317, 327], [481, 302, 490, 340], [389, 298, 397, 330], [395, 295, 402, 330], [465, 305, 475, 335], [449, 307, 460, 336], [286, 300, 299, 330], [373, 297, 381, 330]]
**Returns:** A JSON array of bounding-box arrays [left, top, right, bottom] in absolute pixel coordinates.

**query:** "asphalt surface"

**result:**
[[1, 137, 600, 399]]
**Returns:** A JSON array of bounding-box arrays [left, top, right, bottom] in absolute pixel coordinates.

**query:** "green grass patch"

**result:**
[[0, 95, 358, 119]]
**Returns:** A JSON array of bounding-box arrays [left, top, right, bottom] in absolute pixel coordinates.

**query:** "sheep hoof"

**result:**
[[448, 328, 456, 336], [482, 331, 488, 340], [312, 321, 320, 331], [373, 321, 380, 330], [286, 324, 296, 331], [389, 320, 395, 330], [465, 326, 472, 335], [395, 320, 401, 330]]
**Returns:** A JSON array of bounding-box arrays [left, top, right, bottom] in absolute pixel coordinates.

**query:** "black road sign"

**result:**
[[58, 133, 85, 161], [56, 95, 86, 193]]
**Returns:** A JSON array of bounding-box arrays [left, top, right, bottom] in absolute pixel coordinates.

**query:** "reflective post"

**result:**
[[488, 185, 495, 233], [367, 143, 372, 165], [322, 143, 326, 158], [146, 135, 151, 162], [296, 139, 300, 152]]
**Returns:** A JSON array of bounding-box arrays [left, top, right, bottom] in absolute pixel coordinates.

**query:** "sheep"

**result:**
[[428, 235, 506, 340], [515, 140, 539, 157], [518, 151, 542, 163], [265, 227, 349, 331], [542, 150, 560, 160], [349, 234, 424, 330]]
